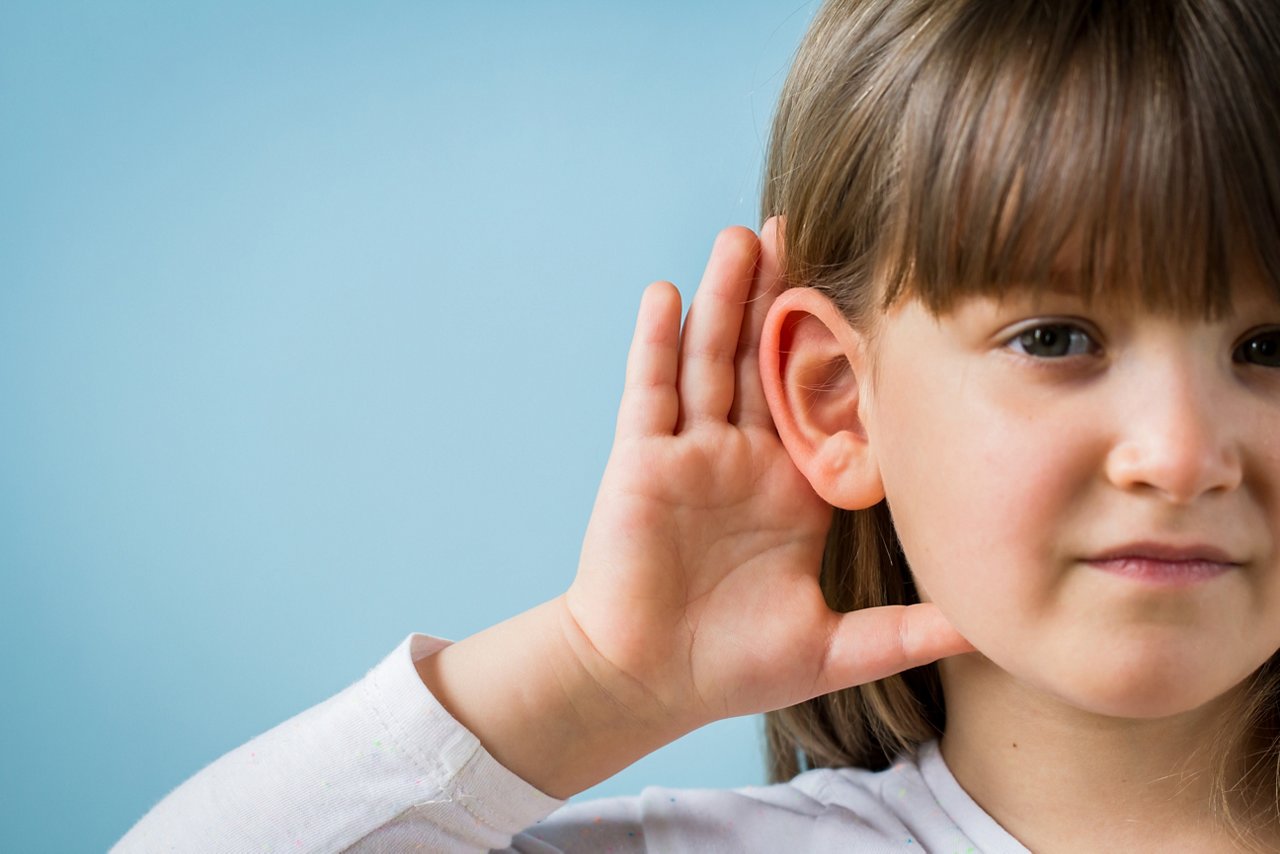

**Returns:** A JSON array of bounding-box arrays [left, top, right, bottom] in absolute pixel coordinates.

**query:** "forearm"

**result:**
[[414, 595, 694, 800], [114, 633, 565, 853]]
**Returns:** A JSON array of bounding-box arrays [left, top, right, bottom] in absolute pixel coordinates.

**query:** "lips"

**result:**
[[1087, 541, 1242, 565], [1084, 541, 1243, 586]]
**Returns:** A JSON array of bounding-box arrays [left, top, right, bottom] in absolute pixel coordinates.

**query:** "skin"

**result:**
[[878, 291, 1280, 717], [765, 275, 1280, 849]]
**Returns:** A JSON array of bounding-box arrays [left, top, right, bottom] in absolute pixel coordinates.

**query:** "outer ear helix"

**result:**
[[759, 288, 885, 511], [758, 290, 822, 471]]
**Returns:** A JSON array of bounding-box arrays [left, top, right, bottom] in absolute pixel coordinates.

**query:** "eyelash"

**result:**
[[1002, 323, 1280, 368], [1004, 322, 1099, 363], [1236, 328, 1280, 367]]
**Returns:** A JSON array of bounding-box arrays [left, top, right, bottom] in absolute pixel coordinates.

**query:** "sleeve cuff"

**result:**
[[363, 633, 568, 834]]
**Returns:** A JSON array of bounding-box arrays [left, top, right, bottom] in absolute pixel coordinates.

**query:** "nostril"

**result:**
[[1103, 438, 1243, 504]]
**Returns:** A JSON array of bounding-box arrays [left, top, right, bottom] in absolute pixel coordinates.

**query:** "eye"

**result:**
[[1233, 328, 1280, 367], [1005, 323, 1098, 359]]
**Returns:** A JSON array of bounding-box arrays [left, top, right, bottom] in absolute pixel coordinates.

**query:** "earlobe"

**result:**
[[760, 288, 886, 510]]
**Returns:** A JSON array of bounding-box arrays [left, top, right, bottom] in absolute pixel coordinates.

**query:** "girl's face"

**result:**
[[865, 281, 1280, 717]]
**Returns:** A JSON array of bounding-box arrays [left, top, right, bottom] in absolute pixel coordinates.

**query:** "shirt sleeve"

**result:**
[[111, 633, 571, 853]]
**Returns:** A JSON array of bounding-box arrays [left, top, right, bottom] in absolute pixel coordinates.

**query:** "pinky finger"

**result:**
[[615, 281, 682, 441]]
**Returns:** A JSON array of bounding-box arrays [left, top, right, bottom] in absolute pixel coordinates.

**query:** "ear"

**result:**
[[760, 288, 884, 510]]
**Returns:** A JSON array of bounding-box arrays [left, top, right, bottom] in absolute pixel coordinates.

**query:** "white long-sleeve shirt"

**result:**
[[113, 633, 1028, 853]]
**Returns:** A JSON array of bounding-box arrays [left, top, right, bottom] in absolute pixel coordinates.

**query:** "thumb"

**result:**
[[813, 603, 974, 697]]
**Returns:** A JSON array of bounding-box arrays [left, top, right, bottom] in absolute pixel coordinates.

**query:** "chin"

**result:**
[[1062, 681, 1219, 720], [1044, 642, 1248, 720]]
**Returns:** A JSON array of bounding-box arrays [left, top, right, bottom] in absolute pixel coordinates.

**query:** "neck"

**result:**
[[937, 653, 1274, 852]]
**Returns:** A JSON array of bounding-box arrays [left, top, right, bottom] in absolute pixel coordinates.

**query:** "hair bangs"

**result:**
[[874, 0, 1280, 322]]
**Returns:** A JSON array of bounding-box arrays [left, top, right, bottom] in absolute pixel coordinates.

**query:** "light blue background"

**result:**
[[0, 1, 818, 849]]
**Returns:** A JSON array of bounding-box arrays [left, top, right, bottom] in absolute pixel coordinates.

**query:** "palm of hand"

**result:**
[[574, 416, 834, 725]]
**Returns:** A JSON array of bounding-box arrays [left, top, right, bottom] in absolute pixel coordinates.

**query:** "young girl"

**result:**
[[115, 0, 1280, 850]]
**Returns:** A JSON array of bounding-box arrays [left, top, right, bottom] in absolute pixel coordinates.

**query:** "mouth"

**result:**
[[1084, 541, 1243, 587]]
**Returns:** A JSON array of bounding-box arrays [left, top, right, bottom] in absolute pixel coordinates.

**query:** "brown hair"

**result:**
[[759, 0, 1280, 842]]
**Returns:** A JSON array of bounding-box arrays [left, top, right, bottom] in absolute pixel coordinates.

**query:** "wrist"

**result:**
[[416, 597, 693, 799], [549, 593, 703, 741]]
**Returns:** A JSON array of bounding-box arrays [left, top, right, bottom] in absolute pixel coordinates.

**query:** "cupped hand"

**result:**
[[562, 218, 972, 734]]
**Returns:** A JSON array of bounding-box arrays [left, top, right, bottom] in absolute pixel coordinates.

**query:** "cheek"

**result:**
[[874, 370, 1093, 634]]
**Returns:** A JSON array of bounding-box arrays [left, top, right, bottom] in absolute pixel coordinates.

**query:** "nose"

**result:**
[[1103, 358, 1244, 504]]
